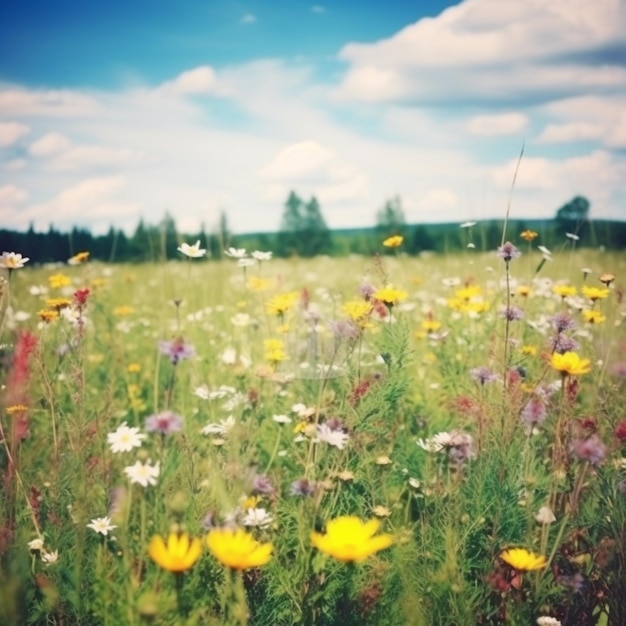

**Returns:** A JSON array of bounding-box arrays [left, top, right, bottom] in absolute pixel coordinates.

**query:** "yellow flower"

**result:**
[[247, 276, 270, 292], [521, 345, 537, 356], [37, 309, 59, 323], [310, 515, 393, 563], [68, 251, 90, 265], [520, 229, 539, 242], [127, 363, 141, 373], [516, 285, 532, 297], [582, 309, 605, 324], [148, 532, 202, 573], [500, 548, 547, 571], [264, 338, 288, 364], [48, 273, 71, 289], [45, 297, 72, 310], [206, 528, 272, 570], [373, 286, 407, 307], [113, 306, 134, 316], [90, 277, 107, 288], [581, 285, 610, 302], [550, 351, 591, 376], [382, 235, 404, 248], [598, 273, 615, 287], [342, 300, 372, 324], [266, 292, 299, 317], [552, 284, 577, 298], [455, 285, 482, 301], [421, 319, 441, 333]]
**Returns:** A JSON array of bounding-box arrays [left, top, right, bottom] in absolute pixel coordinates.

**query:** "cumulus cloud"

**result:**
[[467, 113, 528, 136], [0, 121, 30, 148], [335, 0, 626, 105], [0, 184, 28, 205], [241, 13, 256, 24], [157, 66, 220, 96], [29, 132, 73, 157], [0, 86, 99, 117]]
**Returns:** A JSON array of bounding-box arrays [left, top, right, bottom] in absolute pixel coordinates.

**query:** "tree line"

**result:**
[[1, 193, 624, 264]]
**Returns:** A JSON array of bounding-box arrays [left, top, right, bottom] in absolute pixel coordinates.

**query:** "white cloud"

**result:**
[[311, 5, 326, 14], [467, 113, 528, 136], [157, 66, 220, 96], [29, 132, 73, 157], [335, 0, 626, 104], [259, 141, 336, 182], [0, 87, 99, 117], [0, 121, 30, 148], [241, 13, 256, 24], [0, 184, 28, 205]]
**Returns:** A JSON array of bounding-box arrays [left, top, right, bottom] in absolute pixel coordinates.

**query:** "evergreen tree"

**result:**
[[376, 196, 406, 239]]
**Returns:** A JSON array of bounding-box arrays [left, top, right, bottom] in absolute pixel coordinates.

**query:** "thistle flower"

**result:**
[[499, 305, 524, 321], [496, 242, 521, 262], [148, 532, 202, 572], [570, 434, 607, 465], [206, 527, 272, 570], [500, 547, 547, 571], [158, 338, 195, 364], [310, 516, 393, 563], [145, 411, 184, 435], [470, 366, 499, 386], [550, 312, 576, 333], [521, 396, 547, 429]]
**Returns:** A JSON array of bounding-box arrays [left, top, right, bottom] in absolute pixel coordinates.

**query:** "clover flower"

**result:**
[[310, 516, 393, 563], [148, 532, 202, 572], [206, 527, 272, 570]]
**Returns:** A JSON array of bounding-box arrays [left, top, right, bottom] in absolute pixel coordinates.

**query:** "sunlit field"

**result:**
[[1, 238, 625, 626]]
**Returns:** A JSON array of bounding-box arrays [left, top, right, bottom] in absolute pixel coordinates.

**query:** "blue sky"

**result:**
[[1, 0, 625, 235]]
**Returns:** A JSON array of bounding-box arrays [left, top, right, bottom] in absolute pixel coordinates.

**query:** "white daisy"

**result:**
[[107, 423, 146, 453], [87, 516, 117, 536], [124, 460, 160, 487]]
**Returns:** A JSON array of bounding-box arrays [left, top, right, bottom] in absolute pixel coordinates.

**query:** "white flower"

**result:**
[[87, 516, 117, 536], [41, 549, 59, 565], [537, 245, 552, 259], [416, 432, 453, 452], [220, 347, 238, 365], [565, 232, 580, 241], [272, 414, 292, 424], [178, 240, 207, 258], [107, 422, 146, 453], [315, 423, 349, 450], [242, 507, 273, 527], [224, 247, 247, 259], [231, 313, 252, 327], [460, 221, 477, 228], [291, 403, 315, 418], [0, 251, 29, 269], [237, 258, 257, 268], [193, 385, 210, 400], [408, 477, 421, 489], [124, 460, 160, 487], [534, 506, 556, 524], [251, 250, 272, 261], [537, 617, 562, 626], [201, 415, 235, 436], [28, 538, 44, 551]]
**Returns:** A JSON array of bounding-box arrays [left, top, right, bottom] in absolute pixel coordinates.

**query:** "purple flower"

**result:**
[[496, 241, 521, 262], [550, 313, 577, 334], [551, 334, 579, 354], [251, 474, 275, 496], [521, 396, 547, 429], [470, 366, 499, 386], [358, 282, 376, 300], [570, 435, 607, 465], [499, 306, 524, 321], [324, 416, 345, 431], [289, 478, 316, 497], [328, 319, 360, 340], [145, 411, 183, 435], [158, 339, 195, 364], [446, 431, 476, 465]]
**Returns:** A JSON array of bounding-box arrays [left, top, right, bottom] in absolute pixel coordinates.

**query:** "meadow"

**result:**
[[0, 235, 625, 626]]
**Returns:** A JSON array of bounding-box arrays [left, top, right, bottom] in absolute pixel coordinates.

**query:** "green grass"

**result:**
[[1, 243, 625, 626]]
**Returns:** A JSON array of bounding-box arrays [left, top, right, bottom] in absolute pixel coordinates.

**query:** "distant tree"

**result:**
[[277, 191, 332, 257], [408, 225, 435, 254], [376, 196, 406, 242], [159, 212, 178, 259], [555, 196, 590, 239]]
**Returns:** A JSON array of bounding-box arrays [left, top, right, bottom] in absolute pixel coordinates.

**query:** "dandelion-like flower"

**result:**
[[598, 272, 615, 287], [0, 251, 30, 269], [266, 292, 299, 317], [87, 516, 117, 536], [550, 352, 591, 377], [500, 547, 547, 571], [382, 235, 403, 248], [206, 528, 273, 570], [520, 230, 538, 242], [581, 285, 610, 302], [68, 251, 90, 265], [373, 286, 408, 308], [582, 309, 605, 324], [552, 284, 577, 299], [177, 240, 207, 258], [310, 516, 393, 563], [148, 532, 202, 572], [124, 459, 160, 487], [496, 241, 521, 262], [107, 422, 146, 453]]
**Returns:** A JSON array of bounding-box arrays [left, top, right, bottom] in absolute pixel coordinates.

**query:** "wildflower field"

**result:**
[[1, 237, 625, 626]]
